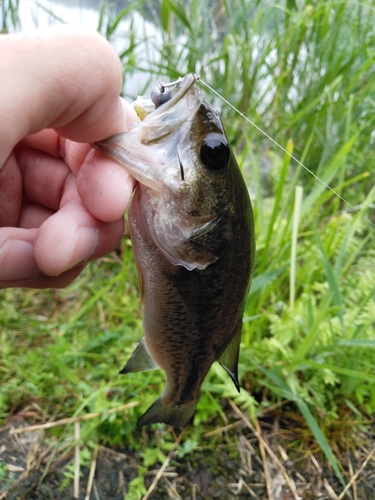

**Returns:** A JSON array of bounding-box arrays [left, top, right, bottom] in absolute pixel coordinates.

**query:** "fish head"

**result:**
[[95, 74, 238, 271]]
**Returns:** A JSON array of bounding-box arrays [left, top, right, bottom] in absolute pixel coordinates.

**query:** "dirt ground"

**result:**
[[1, 407, 375, 500]]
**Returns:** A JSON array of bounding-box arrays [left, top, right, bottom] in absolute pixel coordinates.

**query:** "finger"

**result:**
[[0, 263, 87, 289], [0, 227, 39, 284], [14, 138, 132, 227], [15, 143, 70, 211], [77, 148, 135, 222], [0, 224, 100, 289], [0, 26, 138, 167], [34, 199, 125, 276], [18, 200, 55, 229], [0, 152, 22, 227], [19, 98, 138, 165], [26, 266, 87, 288], [20, 129, 62, 158]]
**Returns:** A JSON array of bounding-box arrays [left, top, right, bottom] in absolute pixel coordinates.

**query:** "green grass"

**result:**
[[2, 0, 375, 490], [1, 0, 19, 33]]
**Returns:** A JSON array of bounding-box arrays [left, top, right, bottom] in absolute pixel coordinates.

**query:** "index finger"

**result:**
[[0, 26, 137, 167]]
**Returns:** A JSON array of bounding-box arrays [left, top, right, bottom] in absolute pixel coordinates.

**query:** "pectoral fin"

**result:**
[[217, 323, 242, 392], [119, 338, 158, 374], [151, 207, 232, 272]]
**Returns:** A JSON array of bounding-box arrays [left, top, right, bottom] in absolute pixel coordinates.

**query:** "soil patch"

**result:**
[[1, 411, 375, 499]]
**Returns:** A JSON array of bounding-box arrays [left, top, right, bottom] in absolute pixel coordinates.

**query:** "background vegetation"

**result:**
[[1, 0, 375, 495]]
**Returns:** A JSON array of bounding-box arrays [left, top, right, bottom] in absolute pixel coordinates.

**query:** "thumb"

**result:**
[[0, 26, 133, 167]]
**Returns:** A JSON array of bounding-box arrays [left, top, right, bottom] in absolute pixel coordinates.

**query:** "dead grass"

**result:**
[[1, 402, 374, 500]]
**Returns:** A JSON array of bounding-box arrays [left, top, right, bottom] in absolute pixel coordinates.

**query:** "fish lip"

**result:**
[[150, 73, 197, 117]]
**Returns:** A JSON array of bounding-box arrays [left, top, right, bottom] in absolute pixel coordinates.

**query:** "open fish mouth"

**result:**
[[93, 74, 205, 192], [145, 74, 197, 115], [95, 74, 199, 152]]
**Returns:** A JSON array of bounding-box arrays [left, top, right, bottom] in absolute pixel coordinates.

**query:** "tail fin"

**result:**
[[137, 397, 197, 428]]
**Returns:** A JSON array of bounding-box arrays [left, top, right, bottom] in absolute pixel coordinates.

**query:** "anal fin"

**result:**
[[119, 337, 158, 374]]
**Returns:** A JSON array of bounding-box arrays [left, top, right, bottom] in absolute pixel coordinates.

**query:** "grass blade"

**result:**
[[290, 185, 303, 309], [296, 400, 345, 487], [314, 231, 344, 330]]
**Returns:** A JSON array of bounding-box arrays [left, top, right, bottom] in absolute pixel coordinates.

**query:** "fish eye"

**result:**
[[199, 133, 230, 171], [151, 84, 172, 108]]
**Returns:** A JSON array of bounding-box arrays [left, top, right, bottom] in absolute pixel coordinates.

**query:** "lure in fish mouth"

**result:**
[[95, 74, 255, 428]]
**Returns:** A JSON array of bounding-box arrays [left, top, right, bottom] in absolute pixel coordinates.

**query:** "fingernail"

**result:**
[[65, 225, 99, 271], [0, 239, 39, 281]]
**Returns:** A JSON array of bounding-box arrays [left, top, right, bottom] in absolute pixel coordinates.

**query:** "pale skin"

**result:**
[[0, 26, 139, 288]]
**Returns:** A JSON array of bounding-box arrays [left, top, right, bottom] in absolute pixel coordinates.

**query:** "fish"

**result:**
[[95, 74, 255, 428]]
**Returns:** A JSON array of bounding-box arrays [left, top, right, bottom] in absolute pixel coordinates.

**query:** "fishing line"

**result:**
[[198, 78, 372, 224]]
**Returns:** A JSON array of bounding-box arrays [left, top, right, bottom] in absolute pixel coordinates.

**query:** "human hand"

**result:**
[[0, 26, 138, 288]]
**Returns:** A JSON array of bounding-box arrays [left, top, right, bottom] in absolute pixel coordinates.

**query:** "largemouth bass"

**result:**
[[95, 74, 255, 428]]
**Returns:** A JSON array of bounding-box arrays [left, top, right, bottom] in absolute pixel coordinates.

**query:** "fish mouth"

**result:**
[[92, 72, 209, 197], [93, 74, 199, 153], [150, 74, 197, 116]]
